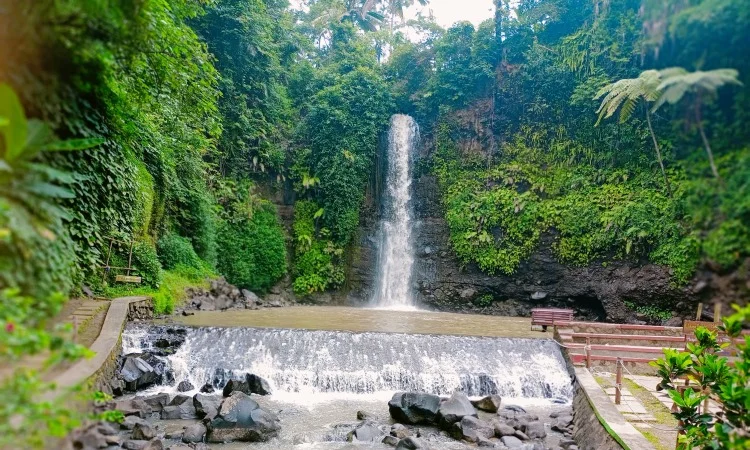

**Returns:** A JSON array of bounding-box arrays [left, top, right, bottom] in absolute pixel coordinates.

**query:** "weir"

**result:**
[[123, 325, 573, 402]]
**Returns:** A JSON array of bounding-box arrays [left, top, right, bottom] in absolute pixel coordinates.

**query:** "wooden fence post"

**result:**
[[615, 357, 623, 405], [585, 337, 591, 369]]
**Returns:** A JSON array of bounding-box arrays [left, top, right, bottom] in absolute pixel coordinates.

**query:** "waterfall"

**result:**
[[123, 325, 573, 402], [373, 114, 419, 309]]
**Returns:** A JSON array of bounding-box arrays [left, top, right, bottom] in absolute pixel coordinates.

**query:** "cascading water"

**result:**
[[122, 325, 573, 403], [373, 114, 419, 310]]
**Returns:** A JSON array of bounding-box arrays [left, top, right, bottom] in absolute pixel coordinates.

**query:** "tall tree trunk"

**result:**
[[695, 101, 721, 180], [646, 110, 672, 197]]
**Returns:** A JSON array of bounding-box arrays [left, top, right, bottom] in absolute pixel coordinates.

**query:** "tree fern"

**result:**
[[594, 70, 671, 195], [652, 68, 743, 179]]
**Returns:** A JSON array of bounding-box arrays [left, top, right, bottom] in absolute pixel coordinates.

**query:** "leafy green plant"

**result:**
[[624, 300, 673, 323], [157, 233, 203, 271], [651, 305, 750, 449], [130, 241, 162, 288], [216, 205, 287, 293]]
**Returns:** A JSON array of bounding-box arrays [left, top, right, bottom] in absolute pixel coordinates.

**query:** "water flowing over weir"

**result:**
[[372, 114, 419, 309], [123, 325, 573, 402]]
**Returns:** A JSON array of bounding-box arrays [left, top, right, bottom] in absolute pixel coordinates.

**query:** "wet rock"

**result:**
[[122, 439, 163, 450], [177, 380, 194, 392], [559, 438, 577, 449], [514, 430, 529, 440], [501, 435, 523, 448], [525, 421, 546, 439], [388, 392, 441, 425], [63, 422, 108, 449], [552, 415, 573, 432], [131, 422, 156, 440], [437, 392, 477, 428], [120, 353, 168, 391], [247, 374, 272, 395], [166, 446, 192, 450], [471, 395, 502, 413], [357, 410, 377, 421], [161, 395, 196, 420], [200, 383, 215, 394], [390, 423, 411, 439], [455, 416, 494, 443], [347, 421, 384, 442], [396, 436, 431, 449], [121, 416, 148, 431], [115, 398, 152, 418], [193, 393, 222, 419], [493, 421, 515, 437], [181, 423, 207, 443], [501, 405, 527, 414], [383, 435, 400, 446], [530, 291, 547, 300], [549, 407, 572, 419], [207, 391, 280, 442], [140, 393, 169, 412], [477, 436, 496, 447], [109, 379, 125, 397]]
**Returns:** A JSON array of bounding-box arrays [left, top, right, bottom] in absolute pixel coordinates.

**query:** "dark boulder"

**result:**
[[471, 395, 502, 413], [493, 421, 515, 437], [396, 437, 431, 449], [247, 374, 272, 396], [390, 423, 411, 439], [131, 422, 156, 440], [121, 416, 148, 431], [525, 421, 546, 439], [383, 435, 400, 446], [161, 394, 196, 420], [181, 423, 207, 443], [437, 392, 477, 429], [501, 435, 523, 448], [193, 393, 222, 419], [455, 416, 494, 443], [347, 421, 384, 442], [140, 393, 170, 412], [177, 380, 194, 392], [115, 398, 152, 418], [207, 391, 281, 442], [122, 439, 163, 450], [222, 377, 250, 397], [120, 353, 168, 391], [200, 383, 215, 394], [388, 392, 441, 425]]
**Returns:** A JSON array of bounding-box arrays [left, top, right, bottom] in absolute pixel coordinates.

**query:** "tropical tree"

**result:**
[[595, 70, 672, 196], [652, 68, 743, 180]]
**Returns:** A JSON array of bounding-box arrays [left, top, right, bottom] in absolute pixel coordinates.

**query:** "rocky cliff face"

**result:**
[[410, 175, 748, 323]]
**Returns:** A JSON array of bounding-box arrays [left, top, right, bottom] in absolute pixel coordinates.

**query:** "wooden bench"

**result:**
[[531, 308, 574, 331]]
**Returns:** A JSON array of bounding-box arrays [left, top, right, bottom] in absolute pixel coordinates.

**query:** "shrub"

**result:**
[[651, 305, 749, 449], [216, 206, 287, 293], [291, 201, 346, 296], [130, 241, 162, 288], [157, 233, 203, 271]]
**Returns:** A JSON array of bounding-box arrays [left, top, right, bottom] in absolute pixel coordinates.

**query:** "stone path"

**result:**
[[626, 375, 722, 416], [604, 386, 657, 422], [65, 299, 110, 341]]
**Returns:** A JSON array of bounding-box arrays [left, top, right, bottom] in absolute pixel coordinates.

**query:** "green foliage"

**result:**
[[130, 241, 162, 289], [291, 200, 346, 296], [651, 305, 750, 449], [623, 301, 672, 323], [0, 289, 93, 449], [474, 294, 494, 307], [157, 233, 203, 272], [216, 205, 287, 293]]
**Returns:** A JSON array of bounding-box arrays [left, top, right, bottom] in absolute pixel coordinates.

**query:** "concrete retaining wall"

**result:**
[[44, 296, 153, 401], [572, 368, 655, 450]]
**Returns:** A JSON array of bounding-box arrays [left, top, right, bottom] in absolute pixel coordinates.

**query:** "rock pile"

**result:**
[[181, 277, 289, 313], [386, 391, 576, 449]]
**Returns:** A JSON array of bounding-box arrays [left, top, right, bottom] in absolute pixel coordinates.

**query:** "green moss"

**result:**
[[130, 156, 155, 240]]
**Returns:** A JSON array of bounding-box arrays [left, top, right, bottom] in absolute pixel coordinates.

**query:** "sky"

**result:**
[[405, 0, 496, 28]]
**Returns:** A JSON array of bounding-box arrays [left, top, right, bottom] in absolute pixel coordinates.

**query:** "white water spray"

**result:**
[[373, 114, 419, 309]]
